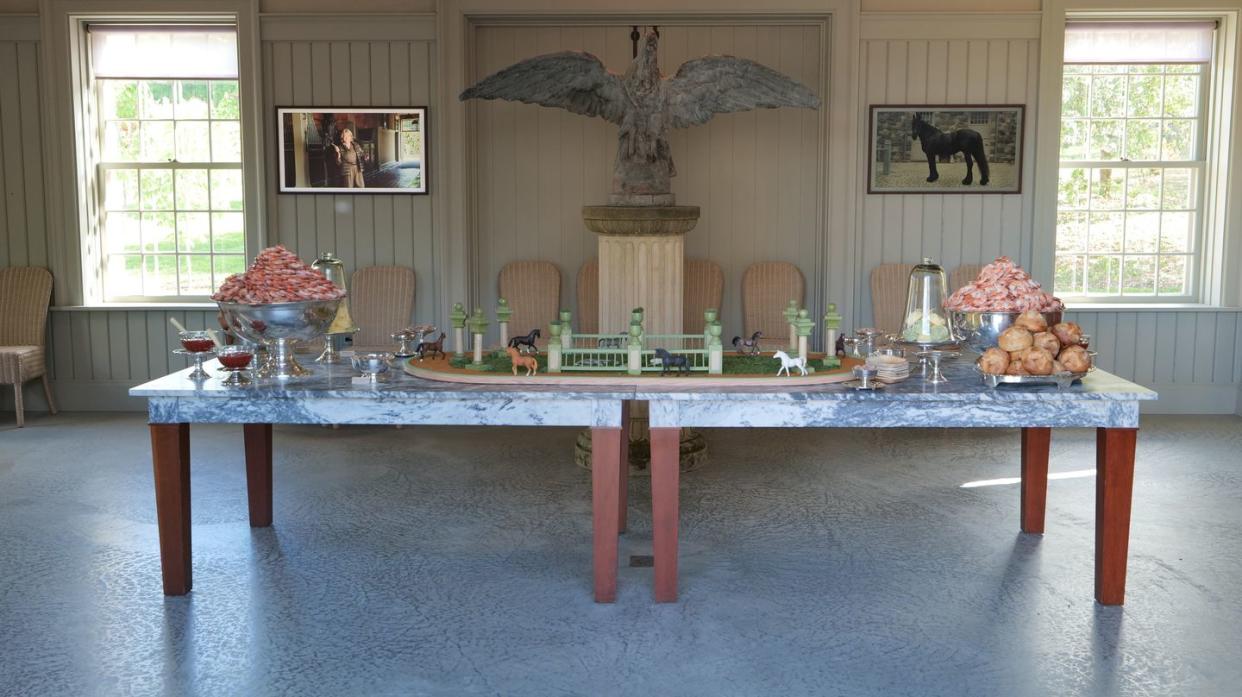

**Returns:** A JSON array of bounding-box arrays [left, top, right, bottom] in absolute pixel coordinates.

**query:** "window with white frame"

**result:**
[[89, 25, 245, 301], [1054, 21, 1215, 301]]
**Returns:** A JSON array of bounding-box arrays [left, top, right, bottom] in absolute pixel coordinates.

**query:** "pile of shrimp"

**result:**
[[943, 256, 1064, 312], [211, 245, 345, 304]]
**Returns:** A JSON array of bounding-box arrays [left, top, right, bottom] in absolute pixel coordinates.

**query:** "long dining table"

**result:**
[[131, 356, 1154, 605]]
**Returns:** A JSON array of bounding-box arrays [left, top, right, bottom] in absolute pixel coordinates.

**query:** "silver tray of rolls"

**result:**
[[973, 362, 1095, 389]]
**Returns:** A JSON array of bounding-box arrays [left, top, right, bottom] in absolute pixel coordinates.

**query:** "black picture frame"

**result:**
[[276, 107, 428, 194], [868, 104, 1025, 194]]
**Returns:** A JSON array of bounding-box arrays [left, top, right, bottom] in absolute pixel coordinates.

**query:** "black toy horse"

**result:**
[[911, 113, 990, 186], [731, 331, 763, 356], [653, 348, 690, 376], [508, 328, 541, 354]]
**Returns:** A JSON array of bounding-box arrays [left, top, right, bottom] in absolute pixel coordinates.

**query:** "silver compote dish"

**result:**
[[217, 298, 342, 379], [950, 310, 1064, 354]]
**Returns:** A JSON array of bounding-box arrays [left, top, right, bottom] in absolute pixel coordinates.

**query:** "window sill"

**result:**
[[52, 303, 218, 312], [1064, 303, 1242, 313]]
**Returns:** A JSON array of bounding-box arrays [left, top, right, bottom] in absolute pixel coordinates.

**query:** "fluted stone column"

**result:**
[[583, 205, 699, 336]]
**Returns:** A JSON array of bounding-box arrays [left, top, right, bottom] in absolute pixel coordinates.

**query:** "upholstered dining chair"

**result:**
[[576, 258, 599, 334], [869, 263, 916, 334], [0, 267, 57, 428], [683, 258, 724, 334], [741, 261, 805, 348], [350, 266, 416, 350], [950, 263, 984, 297], [498, 260, 561, 347]]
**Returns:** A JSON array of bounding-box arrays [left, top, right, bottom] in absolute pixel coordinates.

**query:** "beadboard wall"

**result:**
[[856, 14, 1242, 415], [1, 7, 1240, 415]]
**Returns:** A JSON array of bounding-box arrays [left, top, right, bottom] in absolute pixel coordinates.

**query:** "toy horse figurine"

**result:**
[[508, 328, 541, 354], [731, 331, 763, 356], [911, 113, 990, 186], [417, 332, 446, 360], [653, 347, 690, 376], [773, 350, 808, 377], [506, 346, 538, 376]]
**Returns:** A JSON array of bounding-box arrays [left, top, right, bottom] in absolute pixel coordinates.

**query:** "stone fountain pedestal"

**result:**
[[574, 203, 708, 474]]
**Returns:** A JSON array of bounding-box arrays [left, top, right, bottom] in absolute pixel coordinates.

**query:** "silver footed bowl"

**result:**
[[217, 298, 342, 345], [950, 310, 1064, 354]]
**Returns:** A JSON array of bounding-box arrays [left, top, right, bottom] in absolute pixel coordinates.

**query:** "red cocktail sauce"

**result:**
[[181, 338, 215, 353], [218, 352, 253, 369]]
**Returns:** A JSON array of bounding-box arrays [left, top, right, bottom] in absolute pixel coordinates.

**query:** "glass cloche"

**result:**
[[898, 258, 958, 347]]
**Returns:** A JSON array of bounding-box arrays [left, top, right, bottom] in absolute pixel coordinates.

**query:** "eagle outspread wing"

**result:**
[[459, 51, 628, 125], [665, 56, 821, 129]]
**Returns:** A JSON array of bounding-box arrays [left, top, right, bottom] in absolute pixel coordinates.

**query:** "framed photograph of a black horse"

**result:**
[[868, 105, 1024, 194]]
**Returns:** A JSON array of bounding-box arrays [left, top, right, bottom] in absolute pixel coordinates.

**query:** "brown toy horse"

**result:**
[[506, 346, 538, 376], [417, 332, 446, 360]]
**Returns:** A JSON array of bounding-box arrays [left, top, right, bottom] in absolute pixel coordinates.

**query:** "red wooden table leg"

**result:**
[[651, 427, 680, 603], [592, 427, 622, 603], [1020, 427, 1051, 534], [1096, 427, 1138, 605], [150, 423, 191, 595], [618, 401, 631, 534], [244, 423, 273, 528]]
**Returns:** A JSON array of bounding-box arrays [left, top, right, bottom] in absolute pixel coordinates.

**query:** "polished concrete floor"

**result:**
[[1, 413, 1240, 697]]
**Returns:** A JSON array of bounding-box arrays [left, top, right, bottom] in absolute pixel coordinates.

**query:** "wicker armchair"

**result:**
[[499, 261, 561, 347], [0, 267, 57, 427], [683, 259, 724, 334], [350, 266, 416, 350], [869, 263, 916, 334], [741, 261, 805, 348], [950, 264, 983, 296]]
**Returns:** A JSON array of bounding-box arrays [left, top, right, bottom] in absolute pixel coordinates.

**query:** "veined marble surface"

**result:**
[[131, 360, 630, 427], [131, 356, 1155, 429]]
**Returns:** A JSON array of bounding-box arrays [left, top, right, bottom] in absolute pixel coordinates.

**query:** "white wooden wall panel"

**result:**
[[0, 40, 48, 270], [470, 23, 825, 337]]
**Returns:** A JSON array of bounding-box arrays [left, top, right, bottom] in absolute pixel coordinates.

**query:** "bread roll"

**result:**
[[978, 347, 1009, 375], [1022, 347, 1055, 376], [1052, 322, 1083, 347], [1032, 331, 1061, 356], [998, 326, 1034, 352], [1060, 345, 1091, 373], [1014, 310, 1048, 333], [1006, 360, 1028, 376]]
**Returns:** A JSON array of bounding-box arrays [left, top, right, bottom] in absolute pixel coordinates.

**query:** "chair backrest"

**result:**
[[0, 267, 53, 347], [499, 260, 561, 345], [949, 264, 983, 296], [683, 258, 724, 334], [576, 258, 599, 334], [350, 266, 416, 348], [869, 263, 916, 334], [741, 262, 805, 342]]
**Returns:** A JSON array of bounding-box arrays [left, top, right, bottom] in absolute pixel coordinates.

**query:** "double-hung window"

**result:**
[[1054, 21, 1215, 301], [89, 25, 246, 301]]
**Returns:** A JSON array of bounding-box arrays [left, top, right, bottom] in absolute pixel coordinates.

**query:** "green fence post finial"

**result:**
[[823, 302, 842, 365], [496, 297, 512, 349]]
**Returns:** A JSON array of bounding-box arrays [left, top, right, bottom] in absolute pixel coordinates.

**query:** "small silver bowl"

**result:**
[[852, 365, 879, 389], [351, 352, 394, 382]]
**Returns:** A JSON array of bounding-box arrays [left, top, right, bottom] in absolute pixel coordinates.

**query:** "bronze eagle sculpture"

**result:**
[[460, 29, 821, 205]]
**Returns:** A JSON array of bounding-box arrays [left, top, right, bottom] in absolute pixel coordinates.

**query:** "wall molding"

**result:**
[[860, 12, 1041, 40], [259, 14, 436, 41], [0, 15, 39, 40]]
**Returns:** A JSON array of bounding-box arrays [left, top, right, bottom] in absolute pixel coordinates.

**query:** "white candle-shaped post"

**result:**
[[450, 303, 467, 357], [823, 302, 842, 356], [783, 299, 799, 352], [467, 308, 488, 366], [795, 309, 814, 359], [496, 298, 512, 349]]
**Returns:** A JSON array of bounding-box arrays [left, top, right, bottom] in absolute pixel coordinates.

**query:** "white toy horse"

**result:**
[[773, 350, 807, 377]]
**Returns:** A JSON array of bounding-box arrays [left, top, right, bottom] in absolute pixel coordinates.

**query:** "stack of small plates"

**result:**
[[865, 354, 911, 383]]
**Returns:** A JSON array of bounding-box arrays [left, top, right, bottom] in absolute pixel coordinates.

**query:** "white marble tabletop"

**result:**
[[130, 356, 1156, 429]]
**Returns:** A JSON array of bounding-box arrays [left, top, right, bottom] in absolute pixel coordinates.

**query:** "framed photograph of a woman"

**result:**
[[277, 108, 428, 193]]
